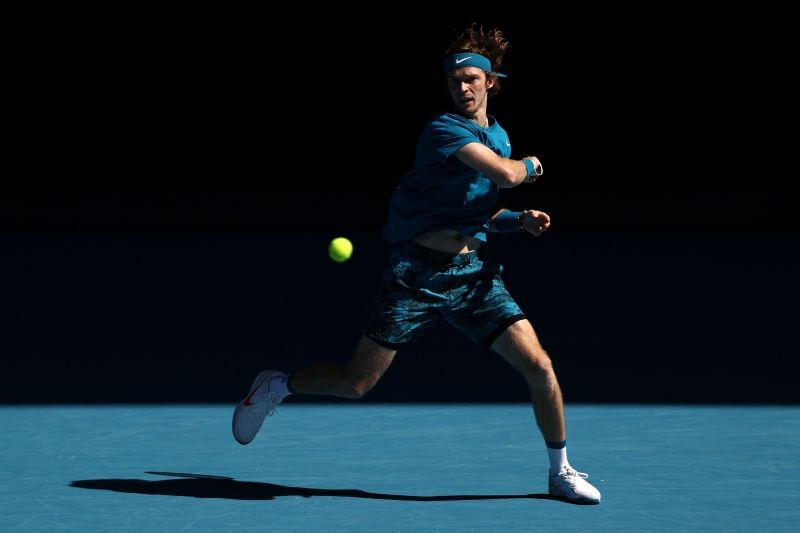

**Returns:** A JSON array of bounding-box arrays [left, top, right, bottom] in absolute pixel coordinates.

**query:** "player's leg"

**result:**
[[492, 319, 601, 504], [232, 335, 396, 444], [444, 253, 600, 503], [490, 319, 565, 443], [233, 241, 442, 445], [289, 335, 397, 398], [443, 255, 564, 440]]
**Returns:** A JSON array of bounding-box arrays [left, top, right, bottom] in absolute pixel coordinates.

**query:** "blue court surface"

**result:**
[[2, 404, 798, 531]]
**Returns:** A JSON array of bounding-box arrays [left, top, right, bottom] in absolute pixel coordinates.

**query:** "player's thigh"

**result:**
[[490, 319, 552, 375]]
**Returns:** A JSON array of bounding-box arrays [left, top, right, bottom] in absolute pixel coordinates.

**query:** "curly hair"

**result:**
[[445, 23, 510, 96]]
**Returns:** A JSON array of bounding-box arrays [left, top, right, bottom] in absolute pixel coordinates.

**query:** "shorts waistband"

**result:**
[[393, 240, 479, 267]]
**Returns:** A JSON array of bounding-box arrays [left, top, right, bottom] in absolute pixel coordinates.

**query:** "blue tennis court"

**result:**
[[2, 404, 797, 531]]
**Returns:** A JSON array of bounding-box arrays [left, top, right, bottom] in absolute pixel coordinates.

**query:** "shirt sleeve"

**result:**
[[426, 116, 481, 160]]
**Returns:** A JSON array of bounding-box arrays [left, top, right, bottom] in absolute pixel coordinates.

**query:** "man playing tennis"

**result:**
[[232, 24, 601, 504]]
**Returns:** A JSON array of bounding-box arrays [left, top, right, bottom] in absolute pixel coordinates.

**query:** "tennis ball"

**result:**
[[328, 237, 353, 263]]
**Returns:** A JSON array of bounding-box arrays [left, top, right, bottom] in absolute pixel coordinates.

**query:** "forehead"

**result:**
[[446, 67, 486, 81]]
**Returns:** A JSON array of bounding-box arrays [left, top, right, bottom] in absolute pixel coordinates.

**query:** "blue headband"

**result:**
[[443, 53, 508, 78]]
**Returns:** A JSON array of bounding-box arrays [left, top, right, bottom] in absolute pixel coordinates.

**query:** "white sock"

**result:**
[[546, 441, 569, 473], [269, 373, 292, 402]]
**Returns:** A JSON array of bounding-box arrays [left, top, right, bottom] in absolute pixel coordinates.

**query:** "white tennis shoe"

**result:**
[[548, 465, 602, 504], [232, 370, 286, 445]]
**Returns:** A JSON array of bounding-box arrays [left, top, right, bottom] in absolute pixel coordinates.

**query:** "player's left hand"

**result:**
[[521, 210, 551, 236]]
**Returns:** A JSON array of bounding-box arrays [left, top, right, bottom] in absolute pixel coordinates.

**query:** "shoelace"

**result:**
[[556, 467, 589, 481], [249, 391, 278, 418]]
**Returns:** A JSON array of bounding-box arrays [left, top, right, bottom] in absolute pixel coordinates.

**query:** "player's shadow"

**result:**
[[70, 471, 590, 505]]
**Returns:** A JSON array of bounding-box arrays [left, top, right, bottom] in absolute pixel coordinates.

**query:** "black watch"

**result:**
[[516, 210, 528, 232]]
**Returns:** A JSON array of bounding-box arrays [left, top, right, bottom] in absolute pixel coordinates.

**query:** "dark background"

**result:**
[[4, 4, 797, 403]]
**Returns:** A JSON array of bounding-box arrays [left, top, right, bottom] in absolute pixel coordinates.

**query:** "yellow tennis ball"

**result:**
[[328, 237, 353, 263]]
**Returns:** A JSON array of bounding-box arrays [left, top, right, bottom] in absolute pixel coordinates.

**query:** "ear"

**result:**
[[486, 77, 495, 90]]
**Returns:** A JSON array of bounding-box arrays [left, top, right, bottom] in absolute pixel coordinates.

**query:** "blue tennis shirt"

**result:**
[[383, 112, 512, 243]]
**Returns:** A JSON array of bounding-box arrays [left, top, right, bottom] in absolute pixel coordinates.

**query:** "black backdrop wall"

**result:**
[[17, 5, 791, 194], [4, 5, 797, 403]]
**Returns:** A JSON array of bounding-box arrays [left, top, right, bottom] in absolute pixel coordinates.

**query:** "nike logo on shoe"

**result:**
[[455, 56, 471, 64], [242, 376, 270, 406]]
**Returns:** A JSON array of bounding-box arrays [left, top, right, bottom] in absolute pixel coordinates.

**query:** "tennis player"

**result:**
[[232, 24, 601, 504]]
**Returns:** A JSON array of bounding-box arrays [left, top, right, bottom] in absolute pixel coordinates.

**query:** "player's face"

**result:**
[[447, 67, 494, 118]]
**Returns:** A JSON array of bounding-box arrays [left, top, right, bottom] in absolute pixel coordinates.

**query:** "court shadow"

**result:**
[[70, 471, 589, 504]]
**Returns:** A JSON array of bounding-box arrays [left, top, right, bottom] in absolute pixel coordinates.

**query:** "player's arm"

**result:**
[[454, 142, 542, 188], [487, 204, 518, 232], [488, 203, 551, 236]]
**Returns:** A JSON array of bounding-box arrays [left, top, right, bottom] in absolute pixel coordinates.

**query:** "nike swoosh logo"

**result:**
[[455, 56, 471, 64], [242, 376, 270, 406]]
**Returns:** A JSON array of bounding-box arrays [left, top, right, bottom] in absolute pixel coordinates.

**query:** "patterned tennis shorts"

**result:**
[[364, 240, 526, 349]]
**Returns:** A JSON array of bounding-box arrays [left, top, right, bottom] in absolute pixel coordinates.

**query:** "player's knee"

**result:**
[[518, 349, 555, 382], [343, 378, 378, 399]]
